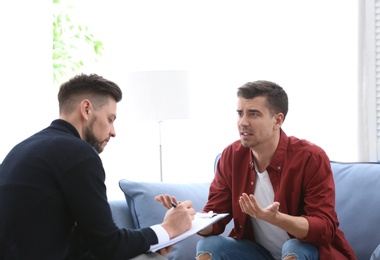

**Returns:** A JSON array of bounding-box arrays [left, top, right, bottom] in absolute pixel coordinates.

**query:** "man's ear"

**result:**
[[80, 99, 91, 120], [274, 113, 284, 129]]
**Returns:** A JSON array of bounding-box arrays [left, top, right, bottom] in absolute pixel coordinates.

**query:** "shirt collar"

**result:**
[[50, 119, 81, 139], [268, 129, 288, 172]]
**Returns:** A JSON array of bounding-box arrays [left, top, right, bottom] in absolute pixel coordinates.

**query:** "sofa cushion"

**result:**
[[331, 162, 380, 260], [119, 179, 214, 260], [108, 200, 134, 229]]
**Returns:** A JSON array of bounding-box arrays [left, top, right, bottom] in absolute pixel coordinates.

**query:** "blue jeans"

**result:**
[[282, 239, 319, 260], [196, 236, 319, 260]]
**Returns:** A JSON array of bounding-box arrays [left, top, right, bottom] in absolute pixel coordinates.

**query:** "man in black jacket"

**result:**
[[0, 74, 194, 259]]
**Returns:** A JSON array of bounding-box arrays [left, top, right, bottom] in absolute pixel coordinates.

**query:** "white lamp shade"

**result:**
[[127, 70, 189, 121]]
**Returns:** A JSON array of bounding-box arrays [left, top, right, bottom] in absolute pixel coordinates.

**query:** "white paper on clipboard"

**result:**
[[150, 213, 229, 252]]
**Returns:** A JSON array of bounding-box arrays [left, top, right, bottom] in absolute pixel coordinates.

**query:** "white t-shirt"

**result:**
[[251, 166, 290, 259]]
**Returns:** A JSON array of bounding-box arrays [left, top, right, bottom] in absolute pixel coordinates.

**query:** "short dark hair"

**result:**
[[58, 74, 122, 114], [237, 80, 288, 119]]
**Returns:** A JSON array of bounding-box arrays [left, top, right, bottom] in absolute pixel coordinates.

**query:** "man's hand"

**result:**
[[197, 224, 213, 235], [160, 200, 195, 239], [155, 194, 179, 209], [158, 245, 174, 256], [238, 192, 280, 223], [239, 193, 309, 239]]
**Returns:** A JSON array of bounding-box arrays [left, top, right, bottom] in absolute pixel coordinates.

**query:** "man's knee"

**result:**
[[282, 239, 318, 260], [196, 253, 212, 260], [283, 255, 297, 260], [196, 236, 226, 259]]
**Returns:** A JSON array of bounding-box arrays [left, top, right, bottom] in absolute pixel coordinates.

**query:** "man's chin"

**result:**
[[240, 139, 256, 149], [98, 146, 106, 154], [98, 143, 108, 153], [240, 139, 249, 148], [92, 144, 104, 154]]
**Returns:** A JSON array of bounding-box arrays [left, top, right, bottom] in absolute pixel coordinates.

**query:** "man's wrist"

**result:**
[[150, 224, 170, 245]]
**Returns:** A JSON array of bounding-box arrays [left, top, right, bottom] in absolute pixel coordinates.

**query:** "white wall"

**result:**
[[0, 2, 57, 159], [0, 1, 358, 200]]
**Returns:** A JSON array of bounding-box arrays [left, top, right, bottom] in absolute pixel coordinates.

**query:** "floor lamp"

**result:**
[[127, 70, 189, 182]]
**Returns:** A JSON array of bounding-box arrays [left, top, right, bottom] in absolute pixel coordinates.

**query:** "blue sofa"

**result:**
[[109, 160, 380, 260]]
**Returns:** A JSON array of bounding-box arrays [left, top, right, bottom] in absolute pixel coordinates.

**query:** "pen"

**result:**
[[171, 202, 177, 208]]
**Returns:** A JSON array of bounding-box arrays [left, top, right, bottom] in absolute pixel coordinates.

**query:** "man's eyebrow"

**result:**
[[236, 109, 261, 113]]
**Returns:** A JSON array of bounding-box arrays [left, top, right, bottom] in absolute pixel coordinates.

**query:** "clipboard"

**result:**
[[150, 213, 229, 252]]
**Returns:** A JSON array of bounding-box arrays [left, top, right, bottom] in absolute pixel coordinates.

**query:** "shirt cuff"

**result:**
[[150, 224, 170, 249]]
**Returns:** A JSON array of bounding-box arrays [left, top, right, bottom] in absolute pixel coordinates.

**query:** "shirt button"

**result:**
[[251, 182, 254, 185], [277, 166, 281, 170]]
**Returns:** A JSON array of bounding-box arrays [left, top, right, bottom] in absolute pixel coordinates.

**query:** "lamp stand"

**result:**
[[158, 120, 163, 182], [127, 70, 189, 183]]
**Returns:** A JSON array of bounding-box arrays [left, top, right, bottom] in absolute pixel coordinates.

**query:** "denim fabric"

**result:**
[[282, 239, 319, 260], [370, 244, 380, 260], [196, 237, 319, 260], [196, 236, 274, 260]]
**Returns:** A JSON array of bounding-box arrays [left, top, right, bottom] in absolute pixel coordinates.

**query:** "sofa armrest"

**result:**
[[332, 162, 380, 259], [109, 200, 135, 229]]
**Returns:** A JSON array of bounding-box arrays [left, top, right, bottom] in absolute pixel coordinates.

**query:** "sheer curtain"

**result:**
[[358, 0, 379, 162]]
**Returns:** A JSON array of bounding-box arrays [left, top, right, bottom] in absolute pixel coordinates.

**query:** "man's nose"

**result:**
[[110, 126, 116, 137], [238, 115, 249, 126]]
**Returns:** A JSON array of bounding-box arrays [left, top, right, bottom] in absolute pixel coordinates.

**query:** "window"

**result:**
[[359, 0, 380, 161]]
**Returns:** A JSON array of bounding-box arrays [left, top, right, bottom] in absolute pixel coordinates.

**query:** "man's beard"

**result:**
[[240, 137, 259, 149], [84, 118, 103, 154]]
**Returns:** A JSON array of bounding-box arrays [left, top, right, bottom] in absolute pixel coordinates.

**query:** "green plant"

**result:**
[[53, 0, 104, 84]]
